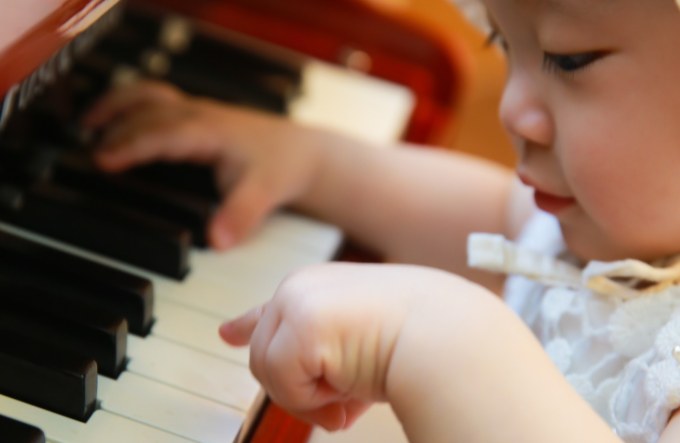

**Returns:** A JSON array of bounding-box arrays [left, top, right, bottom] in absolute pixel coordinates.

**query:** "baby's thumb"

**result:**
[[208, 175, 277, 250], [219, 305, 264, 346]]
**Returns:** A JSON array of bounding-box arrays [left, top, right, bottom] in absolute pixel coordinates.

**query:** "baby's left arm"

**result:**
[[220, 262, 459, 430], [221, 262, 624, 442]]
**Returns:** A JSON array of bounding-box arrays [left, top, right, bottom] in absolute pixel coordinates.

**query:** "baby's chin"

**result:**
[[564, 231, 678, 264]]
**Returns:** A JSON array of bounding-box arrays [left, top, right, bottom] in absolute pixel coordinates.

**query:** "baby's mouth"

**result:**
[[518, 173, 576, 214], [533, 190, 576, 214]]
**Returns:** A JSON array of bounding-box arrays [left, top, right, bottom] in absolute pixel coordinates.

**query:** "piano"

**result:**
[[0, 0, 468, 441]]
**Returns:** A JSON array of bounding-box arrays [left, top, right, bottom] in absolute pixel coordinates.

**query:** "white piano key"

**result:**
[[155, 251, 339, 318], [0, 393, 195, 443], [99, 373, 245, 443], [156, 274, 286, 318], [289, 61, 414, 144], [153, 271, 266, 319], [126, 335, 260, 411], [0, 213, 341, 316], [0, 211, 339, 279], [246, 211, 342, 256], [152, 299, 250, 365], [190, 238, 337, 279]]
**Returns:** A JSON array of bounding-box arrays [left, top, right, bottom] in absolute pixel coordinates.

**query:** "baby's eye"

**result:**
[[485, 30, 508, 51], [542, 51, 604, 74]]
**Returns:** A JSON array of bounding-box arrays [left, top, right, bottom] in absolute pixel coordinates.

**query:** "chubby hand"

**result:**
[[219, 262, 463, 431], [82, 80, 324, 249]]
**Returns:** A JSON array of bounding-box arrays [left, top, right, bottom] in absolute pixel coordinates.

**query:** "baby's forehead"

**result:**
[[465, 0, 679, 34], [503, 0, 611, 12], [493, 0, 678, 11], [484, 0, 654, 20]]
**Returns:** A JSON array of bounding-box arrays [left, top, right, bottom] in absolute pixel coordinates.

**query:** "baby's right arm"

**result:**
[[83, 81, 527, 288]]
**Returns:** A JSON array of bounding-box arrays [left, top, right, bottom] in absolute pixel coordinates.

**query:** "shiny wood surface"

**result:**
[[0, 0, 92, 97], [247, 401, 313, 443]]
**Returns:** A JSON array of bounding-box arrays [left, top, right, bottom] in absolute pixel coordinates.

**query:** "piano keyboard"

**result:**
[[0, 3, 414, 442], [0, 210, 342, 443]]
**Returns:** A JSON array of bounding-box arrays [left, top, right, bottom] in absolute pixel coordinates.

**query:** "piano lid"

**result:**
[[0, 0, 122, 99]]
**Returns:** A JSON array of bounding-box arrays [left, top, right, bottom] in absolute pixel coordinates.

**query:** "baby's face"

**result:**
[[485, 0, 680, 262]]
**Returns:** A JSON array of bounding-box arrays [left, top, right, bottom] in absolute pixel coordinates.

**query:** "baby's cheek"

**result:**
[[571, 167, 677, 258], [564, 150, 639, 235], [565, 149, 617, 211]]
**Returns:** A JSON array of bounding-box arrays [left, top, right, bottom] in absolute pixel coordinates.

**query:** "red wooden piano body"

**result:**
[[0, 0, 473, 441]]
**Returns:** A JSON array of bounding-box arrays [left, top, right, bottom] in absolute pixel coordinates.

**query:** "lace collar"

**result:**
[[467, 233, 680, 300]]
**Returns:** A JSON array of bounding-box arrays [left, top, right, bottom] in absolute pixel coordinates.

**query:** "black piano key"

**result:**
[[70, 55, 120, 112], [170, 34, 301, 113], [115, 8, 303, 83], [165, 64, 292, 114], [94, 13, 159, 66], [0, 414, 46, 443], [0, 287, 127, 378], [88, 9, 301, 113], [0, 181, 191, 279], [185, 32, 303, 83], [50, 154, 215, 247], [0, 147, 58, 187], [0, 331, 97, 422], [0, 230, 154, 335], [126, 162, 221, 203]]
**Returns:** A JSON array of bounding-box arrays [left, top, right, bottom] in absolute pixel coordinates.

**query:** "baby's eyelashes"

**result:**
[[485, 29, 508, 52]]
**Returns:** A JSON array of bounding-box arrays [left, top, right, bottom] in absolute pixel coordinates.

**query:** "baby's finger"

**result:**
[[218, 305, 265, 346], [288, 399, 370, 431], [94, 118, 216, 172], [208, 173, 277, 249], [82, 80, 183, 129], [94, 129, 171, 172]]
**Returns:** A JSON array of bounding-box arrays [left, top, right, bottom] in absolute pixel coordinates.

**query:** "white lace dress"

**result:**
[[468, 212, 680, 443]]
